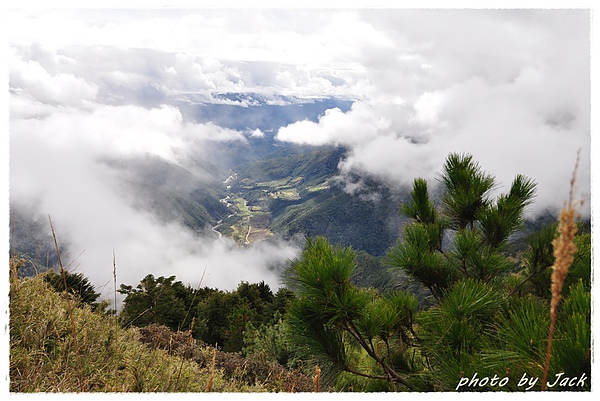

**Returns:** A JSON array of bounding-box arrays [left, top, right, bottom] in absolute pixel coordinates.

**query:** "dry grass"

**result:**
[[136, 325, 315, 392], [9, 264, 315, 392]]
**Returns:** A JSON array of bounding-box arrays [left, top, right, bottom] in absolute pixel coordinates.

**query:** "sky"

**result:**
[[3, 3, 595, 307]]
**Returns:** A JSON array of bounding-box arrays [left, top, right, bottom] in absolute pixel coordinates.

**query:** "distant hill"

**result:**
[[174, 93, 353, 133]]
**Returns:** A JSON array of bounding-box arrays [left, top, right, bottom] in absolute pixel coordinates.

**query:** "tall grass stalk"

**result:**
[[541, 152, 582, 391], [112, 249, 119, 387], [206, 347, 217, 392], [174, 318, 195, 391], [49, 214, 84, 391], [113, 249, 117, 313]]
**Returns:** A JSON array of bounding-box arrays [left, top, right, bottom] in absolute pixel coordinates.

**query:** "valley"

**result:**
[[205, 144, 408, 257], [212, 171, 326, 246]]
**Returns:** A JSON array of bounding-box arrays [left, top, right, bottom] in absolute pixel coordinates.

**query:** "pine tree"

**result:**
[[283, 152, 591, 392], [283, 236, 420, 391]]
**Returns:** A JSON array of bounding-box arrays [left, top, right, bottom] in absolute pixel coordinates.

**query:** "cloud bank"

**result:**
[[275, 9, 591, 217]]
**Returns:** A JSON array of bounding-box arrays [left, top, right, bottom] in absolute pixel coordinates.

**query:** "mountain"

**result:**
[[9, 206, 62, 275], [173, 93, 353, 133], [9, 153, 230, 273], [173, 93, 354, 171], [103, 153, 230, 232], [225, 146, 409, 256], [9, 94, 357, 274]]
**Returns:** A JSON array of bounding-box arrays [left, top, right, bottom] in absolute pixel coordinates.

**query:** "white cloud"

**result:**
[[7, 43, 277, 300], [247, 128, 265, 138], [273, 9, 591, 217], [7, 9, 395, 99], [10, 56, 98, 106], [276, 102, 390, 146], [9, 93, 293, 302], [411, 91, 446, 126]]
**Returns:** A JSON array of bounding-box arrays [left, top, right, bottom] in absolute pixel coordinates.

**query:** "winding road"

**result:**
[[244, 223, 252, 245], [211, 220, 223, 241]]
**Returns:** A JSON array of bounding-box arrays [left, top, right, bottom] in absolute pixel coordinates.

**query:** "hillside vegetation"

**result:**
[[8, 258, 317, 393]]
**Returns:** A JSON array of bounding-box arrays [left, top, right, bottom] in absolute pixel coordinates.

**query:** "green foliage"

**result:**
[[448, 229, 512, 282], [284, 236, 420, 390], [243, 312, 300, 368], [286, 297, 349, 375], [478, 175, 537, 248], [284, 237, 368, 325], [550, 279, 591, 388], [401, 178, 437, 224], [387, 224, 453, 300], [118, 274, 193, 332], [194, 288, 237, 346], [388, 152, 536, 296], [563, 231, 592, 294], [496, 295, 550, 362], [438, 153, 496, 229], [43, 269, 101, 309], [281, 152, 590, 392], [518, 222, 558, 298], [418, 279, 503, 369], [119, 275, 289, 353], [517, 222, 591, 301]]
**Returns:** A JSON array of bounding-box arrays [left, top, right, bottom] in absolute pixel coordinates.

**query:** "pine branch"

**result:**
[[345, 320, 413, 389], [507, 264, 552, 298], [343, 365, 389, 381]]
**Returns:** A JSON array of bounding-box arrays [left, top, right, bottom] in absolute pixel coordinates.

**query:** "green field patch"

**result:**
[[229, 220, 251, 245], [234, 197, 250, 214], [256, 177, 291, 188], [247, 227, 273, 243], [277, 188, 301, 200], [239, 178, 255, 186], [255, 176, 303, 189], [307, 184, 330, 193]]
